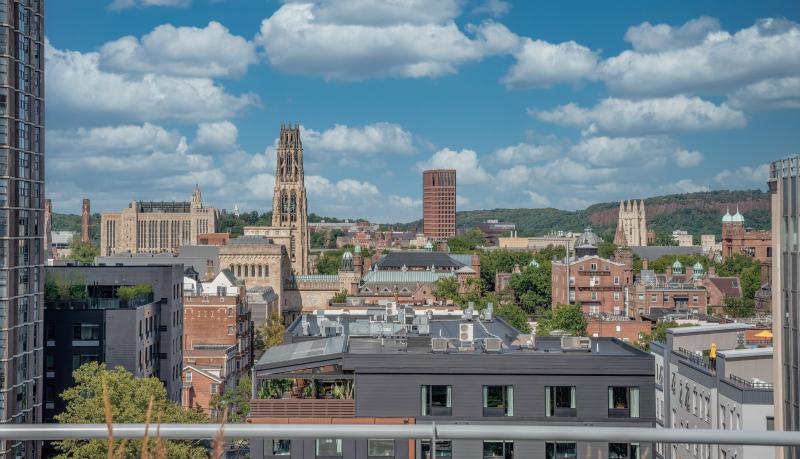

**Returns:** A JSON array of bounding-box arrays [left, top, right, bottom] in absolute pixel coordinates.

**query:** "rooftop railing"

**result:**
[[1, 424, 799, 447], [728, 374, 774, 390]]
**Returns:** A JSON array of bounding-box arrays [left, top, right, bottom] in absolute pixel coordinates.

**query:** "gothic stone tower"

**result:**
[[614, 200, 648, 247], [271, 123, 310, 275]]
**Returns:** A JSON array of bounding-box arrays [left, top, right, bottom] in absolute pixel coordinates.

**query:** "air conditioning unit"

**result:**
[[459, 322, 474, 342], [431, 337, 449, 352], [561, 336, 591, 351], [484, 337, 502, 352], [513, 334, 535, 349]]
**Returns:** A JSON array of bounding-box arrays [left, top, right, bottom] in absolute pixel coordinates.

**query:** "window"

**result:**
[[590, 263, 597, 271], [71, 354, 98, 370], [420, 440, 452, 458], [767, 416, 775, 431], [185, 371, 192, 382], [72, 323, 100, 341], [546, 441, 576, 459], [227, 325, 233, 335], [368, 439, 394, 457], [545, 386, 576, 417], [651, 294, 657, 303], [608, 386, 639, 418], [210, 383, 218, 394], [421, 385, 451, 416], [483, 441, 513, 459], [609, 443, 640, 459], [614, 291, 620, 301], [614, 276, 620, 285], [316, 438, 342, 457], [483, 385, 513, 416], [693, 295, 699, 304], [269, 439, 290, 456], [45, 354, 54, 372]]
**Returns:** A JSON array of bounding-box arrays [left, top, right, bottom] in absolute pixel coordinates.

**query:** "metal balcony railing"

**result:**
[[0, 424, 799, 447], [249, 399, 355, 418], [728, 374, 774, 390]]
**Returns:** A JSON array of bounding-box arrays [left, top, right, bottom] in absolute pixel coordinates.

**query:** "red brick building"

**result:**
[[422, 169, 456, 239], [587, 317, 652, 344], [721, 208, 771, 284], [182, 287, 251, 412], [633, 260, 708, 315], [551, 255, 631, 315], [198, 232, 230, 246]]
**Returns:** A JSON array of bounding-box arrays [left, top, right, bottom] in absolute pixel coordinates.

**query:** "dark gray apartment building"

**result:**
[[43, 265, 185, 421], [248, 306, 655, 459], [0, 0, 45, 457], [770, 156, 800, 459]]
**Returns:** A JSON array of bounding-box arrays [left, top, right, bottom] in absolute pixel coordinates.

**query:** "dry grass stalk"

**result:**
[[113, 439, 128, 459], [154, 414, 167, 459], [211, 406, 228, 459], [102, 380, 114, 459], [140, 396, 154, 459]]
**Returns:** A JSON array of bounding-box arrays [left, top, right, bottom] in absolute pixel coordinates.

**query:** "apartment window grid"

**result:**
[[0, 2, 45, 458]]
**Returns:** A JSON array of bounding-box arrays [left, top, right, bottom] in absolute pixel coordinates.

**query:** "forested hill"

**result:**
[[391, 189, 770, 240]]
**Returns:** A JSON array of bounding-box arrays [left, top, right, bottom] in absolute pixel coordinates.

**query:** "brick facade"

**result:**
[[422, 169, 456, 239]]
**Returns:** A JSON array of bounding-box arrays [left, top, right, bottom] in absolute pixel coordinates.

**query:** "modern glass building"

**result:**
[[0, 0, 44, 457], [770, 156, 800, 459]]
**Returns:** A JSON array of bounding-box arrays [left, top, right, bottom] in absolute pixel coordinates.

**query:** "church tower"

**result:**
[[614, 199, 648, 247], [271, 123, 309, 274]]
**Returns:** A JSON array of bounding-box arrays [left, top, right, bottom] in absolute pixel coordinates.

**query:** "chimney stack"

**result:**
[[81, 199, 91, 243]]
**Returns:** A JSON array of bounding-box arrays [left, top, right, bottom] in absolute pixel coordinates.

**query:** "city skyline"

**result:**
[[45, 0, 798, 222]]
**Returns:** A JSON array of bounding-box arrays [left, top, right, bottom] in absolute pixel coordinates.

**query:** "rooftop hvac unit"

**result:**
[[464, 308, 474, 321], [484, 337, 503, 352], [561, 336, 591, 351], [513, 334, 536, 349], [459, 322, 474, 342], [483, 308, 493, 321], [431, 337, 449, 352]]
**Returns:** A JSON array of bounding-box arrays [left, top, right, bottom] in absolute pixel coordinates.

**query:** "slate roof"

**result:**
[[375, 251, 464, 270], [707, 277, 742, 298]]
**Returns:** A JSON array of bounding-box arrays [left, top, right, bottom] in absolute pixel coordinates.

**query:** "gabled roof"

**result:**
[[218, 268, 237, 285], [707, 276, 742, 298], [183, 364, 222, 383]]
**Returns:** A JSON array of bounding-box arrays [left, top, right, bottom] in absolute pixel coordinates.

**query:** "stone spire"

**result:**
[[271, 123, 309, 275]]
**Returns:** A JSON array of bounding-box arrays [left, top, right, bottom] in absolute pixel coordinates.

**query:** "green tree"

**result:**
[[536, 244, 567, 262], [447, 228, 485, 254], [479, 249, 535, 291], [330, 290, 348, 304], [717, 254, 762, 300], [724, 296, 756, 318], [652, 232, 678, 246], [115, 284, 153, 301], [316, 251, 342, 275], [255, 313, 285, 351], [68, 236, 99, 264], [598, 241, 618, 259], [536, 304, 587, 337], [494, 303, 531, 333], [434, 276, 461, 304], [638, 320, 679, 351], [54, 362, 208, 459], [508, 263, 551, 316], [209, 377, 251, 423], [44, 272, 87, 301]]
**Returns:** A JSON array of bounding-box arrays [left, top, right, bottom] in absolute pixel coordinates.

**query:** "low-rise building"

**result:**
[[44, 265, 185, 420], [552, 255, 631, 315], [249, 306, 655, 459], [633, 261, 708, 316], [671, 230, 693, 247], [651, 323, 774, 459]]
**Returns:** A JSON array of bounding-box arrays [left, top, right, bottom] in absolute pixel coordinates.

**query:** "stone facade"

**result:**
[[614, 200, 648, 247], [218, 236, 290, 314], [100, 186, 218, 256]]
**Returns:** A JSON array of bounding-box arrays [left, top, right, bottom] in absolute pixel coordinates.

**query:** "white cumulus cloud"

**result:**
[[502, 38, 598, 88], [624, 16, 720, 52], [302, 123, 416, 155], [532, 95, 746, 135], [416, 148, 491, 184], [727, 77, 800, 111], [99, 21, 257, 78]]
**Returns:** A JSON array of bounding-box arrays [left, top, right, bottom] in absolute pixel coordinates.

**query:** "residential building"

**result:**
[[249, 307, 655, 459], [614, 200, 648, 247], [633, 261, 709, 316], [422, 169, 456, 240], [182, 270, 251, 413], [651, 323, 774, 459], [243, 123, 310, 275], [43, 265, 185, 421], [99, 186, 218, 256], [0, 1, 45, 456], [551, 228, 633, 316], [769, 157, 800, 459], [702, 270, 744, 315], [722, 208, 772, 287]]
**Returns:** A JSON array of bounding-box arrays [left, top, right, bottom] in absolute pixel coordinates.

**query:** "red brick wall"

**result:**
[[552, 257, 629, 315], [587, 319, 652, 344], [423, 170, 456, 239]]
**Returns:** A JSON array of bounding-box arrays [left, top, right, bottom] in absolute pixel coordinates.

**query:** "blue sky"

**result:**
[[46, 0, 800, 222]]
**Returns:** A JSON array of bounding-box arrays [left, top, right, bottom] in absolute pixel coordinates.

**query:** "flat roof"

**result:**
[[668, 323, 751, 335], [718, 347, 773, 359]]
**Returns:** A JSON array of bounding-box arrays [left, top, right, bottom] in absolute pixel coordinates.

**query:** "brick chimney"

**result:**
[[205, 259, 215, 281], [81, 198, 91, 243], [471, 254, 481, 277], [642, 258, 649, 271]]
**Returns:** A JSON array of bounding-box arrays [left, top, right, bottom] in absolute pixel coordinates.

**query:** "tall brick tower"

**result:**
[[81, 198, 91, 242], [423, 169, 457, 240], [271, 123, 309, 275]]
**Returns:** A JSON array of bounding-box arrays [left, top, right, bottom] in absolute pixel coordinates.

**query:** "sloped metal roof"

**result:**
[[361, 271, 454, 284]]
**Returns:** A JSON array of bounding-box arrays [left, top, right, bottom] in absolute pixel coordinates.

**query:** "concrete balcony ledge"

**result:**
[[249, 399, 355, 418]]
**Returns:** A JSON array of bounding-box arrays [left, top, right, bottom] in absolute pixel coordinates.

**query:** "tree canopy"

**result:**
[[447, 228, 486, 254], [508, 263, 551, 316], [536, 303, 587, 337], [54, 362, 208, 459], [255, 313, 285, 351], [68, 236, 99, 264], [209, 377, 251, 423]]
